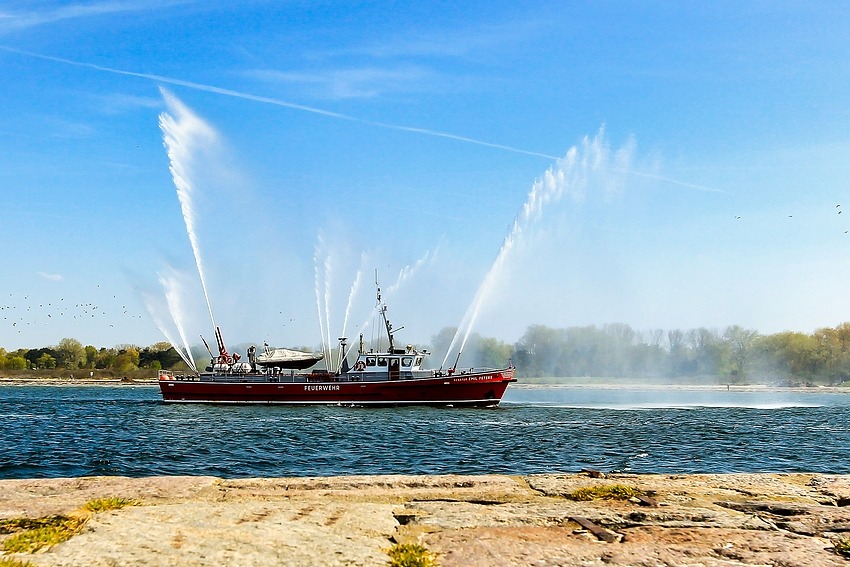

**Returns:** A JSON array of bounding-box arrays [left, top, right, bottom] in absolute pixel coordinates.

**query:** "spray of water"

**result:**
[[159, 87, 218, 333], [142, 303, 194, 369], [341, 255, 366, 338], [442, 128, 634, 368], [313, 236, 329, 365], [158, 271, 197, 371], [139, 275, 196, 371], [323, 253, 333, 361], [386, 248, 435, 296]]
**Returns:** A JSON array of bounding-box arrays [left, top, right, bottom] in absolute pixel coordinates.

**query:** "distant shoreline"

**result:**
[[511, 382, 850, 393], [0, 377, 159, 386]]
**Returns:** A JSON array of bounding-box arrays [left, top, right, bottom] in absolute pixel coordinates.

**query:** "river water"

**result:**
[[2, 384, 849, 479]]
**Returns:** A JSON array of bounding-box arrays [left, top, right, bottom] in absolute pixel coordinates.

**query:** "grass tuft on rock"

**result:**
[[0, 558, 38, 567], [566, 484, 645, 501], [0, 515, 73, 534], [387, 542, 438, 567], [1, 497, 137, 554], [84, 497, 137, 513], [834, 537, 850, 557], [1, 516, 85, 553]]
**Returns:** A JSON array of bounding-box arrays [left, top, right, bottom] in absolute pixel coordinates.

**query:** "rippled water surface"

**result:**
[[2, 384, 849, 478]]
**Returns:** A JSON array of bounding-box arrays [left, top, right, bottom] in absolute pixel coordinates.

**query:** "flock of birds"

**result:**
[[1, 291, 144, 338]]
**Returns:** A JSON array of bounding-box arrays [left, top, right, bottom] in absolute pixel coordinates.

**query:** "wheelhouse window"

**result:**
[[377, 357, 388, 367], [401, 357, 413, 367], [366, 357, 376, 367]]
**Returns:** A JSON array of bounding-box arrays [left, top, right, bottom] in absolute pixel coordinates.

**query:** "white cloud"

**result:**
[[94, 92, 162, 114], [37, 271, 63, 282], [327, 18, 547, 61], [0, 1, 191, 35], [246, 65, 434, 100]]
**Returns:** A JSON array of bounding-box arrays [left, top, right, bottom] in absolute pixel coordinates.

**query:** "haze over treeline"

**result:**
[[444, 323, 850, 385], [4, 322, 850, 385]]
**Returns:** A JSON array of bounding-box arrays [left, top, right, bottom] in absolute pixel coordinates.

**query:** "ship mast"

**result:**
[[375, 270, 403, 354]]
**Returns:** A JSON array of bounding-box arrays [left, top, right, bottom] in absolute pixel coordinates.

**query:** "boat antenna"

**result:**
[[375, 270, 395, 354], [200, 334, 214, 359]]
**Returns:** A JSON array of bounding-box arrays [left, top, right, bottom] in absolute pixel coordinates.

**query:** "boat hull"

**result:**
[[159, 368, 515, 406]]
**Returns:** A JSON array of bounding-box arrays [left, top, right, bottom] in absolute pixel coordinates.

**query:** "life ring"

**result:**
[[354, 361, 366, 371]]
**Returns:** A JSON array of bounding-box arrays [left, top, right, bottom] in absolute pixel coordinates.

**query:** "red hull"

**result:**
[[159, 368, 515, 406]]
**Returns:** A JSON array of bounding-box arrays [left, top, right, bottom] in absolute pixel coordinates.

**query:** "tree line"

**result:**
[[0, 339, 184, 374], [4, 322, 850, 384], [435, 322, 850, 385]]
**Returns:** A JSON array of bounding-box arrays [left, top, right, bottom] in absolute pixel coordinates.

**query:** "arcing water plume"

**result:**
[[313, 235, 329, 366], [341, 253, 431, 361], [159, 87, 218, 335], [323, 254, 333, 363], [441, 128, 634, 369], [341, 254, 366, 338], [143, 298, 193, 369], [139, 275, 196, 372], [386, 248, 435, 296], [158, 271, 197, 372]]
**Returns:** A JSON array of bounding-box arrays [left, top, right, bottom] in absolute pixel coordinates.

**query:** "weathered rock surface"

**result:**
[[2, 473, 850, 566]]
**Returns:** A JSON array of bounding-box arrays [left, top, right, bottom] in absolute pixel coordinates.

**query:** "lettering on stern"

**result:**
[[452, 374, 496, 383]]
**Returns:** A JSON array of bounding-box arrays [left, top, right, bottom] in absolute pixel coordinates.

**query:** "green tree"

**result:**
[[122, 346, 140, 368], [5, 356, 27, 370], [95, 348, 116, 369], [36, 352, 56, 369], [113, 353, 137, 373], [25, 347, 57, 368], [723, 326, 759, 381], [84, 345, 98, 369], [475, 336, 513, 368], [56, 338, 85, 369], [754, 331, 822, 382], [139, 342, 183, 369], [813, 324, 850, 384]]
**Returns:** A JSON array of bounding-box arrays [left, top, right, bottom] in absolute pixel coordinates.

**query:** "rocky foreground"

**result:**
[[3, 472, 850, 566]]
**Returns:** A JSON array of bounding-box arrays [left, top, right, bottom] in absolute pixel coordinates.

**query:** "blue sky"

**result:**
[[1, 1, 850, 357]]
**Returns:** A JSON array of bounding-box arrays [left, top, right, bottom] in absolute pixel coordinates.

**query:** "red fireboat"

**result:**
[[158, 285, 515, 406]]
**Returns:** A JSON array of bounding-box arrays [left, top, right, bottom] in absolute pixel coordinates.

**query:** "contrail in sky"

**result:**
[[0, 46, 553, 159], [0, 46, 728, 193]]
